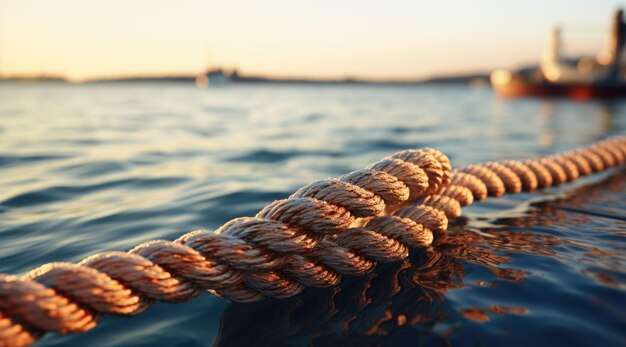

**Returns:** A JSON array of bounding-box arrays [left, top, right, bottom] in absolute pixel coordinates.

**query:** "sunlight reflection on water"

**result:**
[[0, 83, 624, 346]]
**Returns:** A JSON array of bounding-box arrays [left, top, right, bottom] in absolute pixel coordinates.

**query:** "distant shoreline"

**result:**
[[0, 72, 490, 85]]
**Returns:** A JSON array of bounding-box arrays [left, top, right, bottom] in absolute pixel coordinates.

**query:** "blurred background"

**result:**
[[1, 0, 625, 82], [1, 1, 625, 347]]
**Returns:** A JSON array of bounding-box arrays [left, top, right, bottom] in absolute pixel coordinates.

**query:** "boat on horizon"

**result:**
[[195, 68, 234, 88], [491, 9, 626, 99]]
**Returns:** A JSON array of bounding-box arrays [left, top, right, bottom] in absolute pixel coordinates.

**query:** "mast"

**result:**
[[606, 8, 625, 79], [540, 27, 562, 82]]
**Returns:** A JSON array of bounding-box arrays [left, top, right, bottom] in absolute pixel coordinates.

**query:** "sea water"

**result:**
[[0, 82, 624, 346]]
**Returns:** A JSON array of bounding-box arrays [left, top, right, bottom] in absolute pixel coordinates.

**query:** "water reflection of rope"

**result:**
[[214, 173, 624, 346], [0, 136, 624, 346]]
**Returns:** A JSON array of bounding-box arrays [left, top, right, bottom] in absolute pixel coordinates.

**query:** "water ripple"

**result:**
[[0, 83, 624, 347]]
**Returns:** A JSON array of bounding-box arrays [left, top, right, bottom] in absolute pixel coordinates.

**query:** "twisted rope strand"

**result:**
[[0, 148, 446, 345], [0, 136, 624, 346]]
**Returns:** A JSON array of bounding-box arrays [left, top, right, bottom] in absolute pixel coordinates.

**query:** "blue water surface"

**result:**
[[0, 82, 624, 346]]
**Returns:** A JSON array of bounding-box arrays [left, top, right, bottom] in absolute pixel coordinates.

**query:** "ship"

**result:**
[[491, 9, 626, 99], [195, 68, 235, 88]]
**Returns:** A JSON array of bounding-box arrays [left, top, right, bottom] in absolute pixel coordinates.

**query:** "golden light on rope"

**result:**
[[0, 136, 624, 346]]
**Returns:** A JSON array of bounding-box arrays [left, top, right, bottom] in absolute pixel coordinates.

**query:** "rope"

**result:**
[[0, 136, 624, 347]]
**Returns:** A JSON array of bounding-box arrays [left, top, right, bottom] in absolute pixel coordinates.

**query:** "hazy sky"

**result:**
[[1, 0, 624, 81]]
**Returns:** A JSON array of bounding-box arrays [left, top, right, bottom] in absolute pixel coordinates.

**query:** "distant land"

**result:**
[[0, 70, 491, 85], [0, 75, 67, 83]]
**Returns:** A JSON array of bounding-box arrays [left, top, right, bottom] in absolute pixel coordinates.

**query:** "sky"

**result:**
[[1, 0, 624, 81]]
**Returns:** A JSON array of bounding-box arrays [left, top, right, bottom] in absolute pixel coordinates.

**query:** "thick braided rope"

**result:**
[[0, 147, 447, 345], [1, 136, 625, 346]]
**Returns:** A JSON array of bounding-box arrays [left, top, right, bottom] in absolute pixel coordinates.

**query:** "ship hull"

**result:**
[[491, 71, 626, 99]]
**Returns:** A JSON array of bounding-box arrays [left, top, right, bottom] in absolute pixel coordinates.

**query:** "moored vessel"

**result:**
[[491, 9, 626, 99]]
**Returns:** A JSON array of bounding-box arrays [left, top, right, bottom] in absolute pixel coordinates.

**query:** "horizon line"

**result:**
[[0, 66, 516, 84]]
